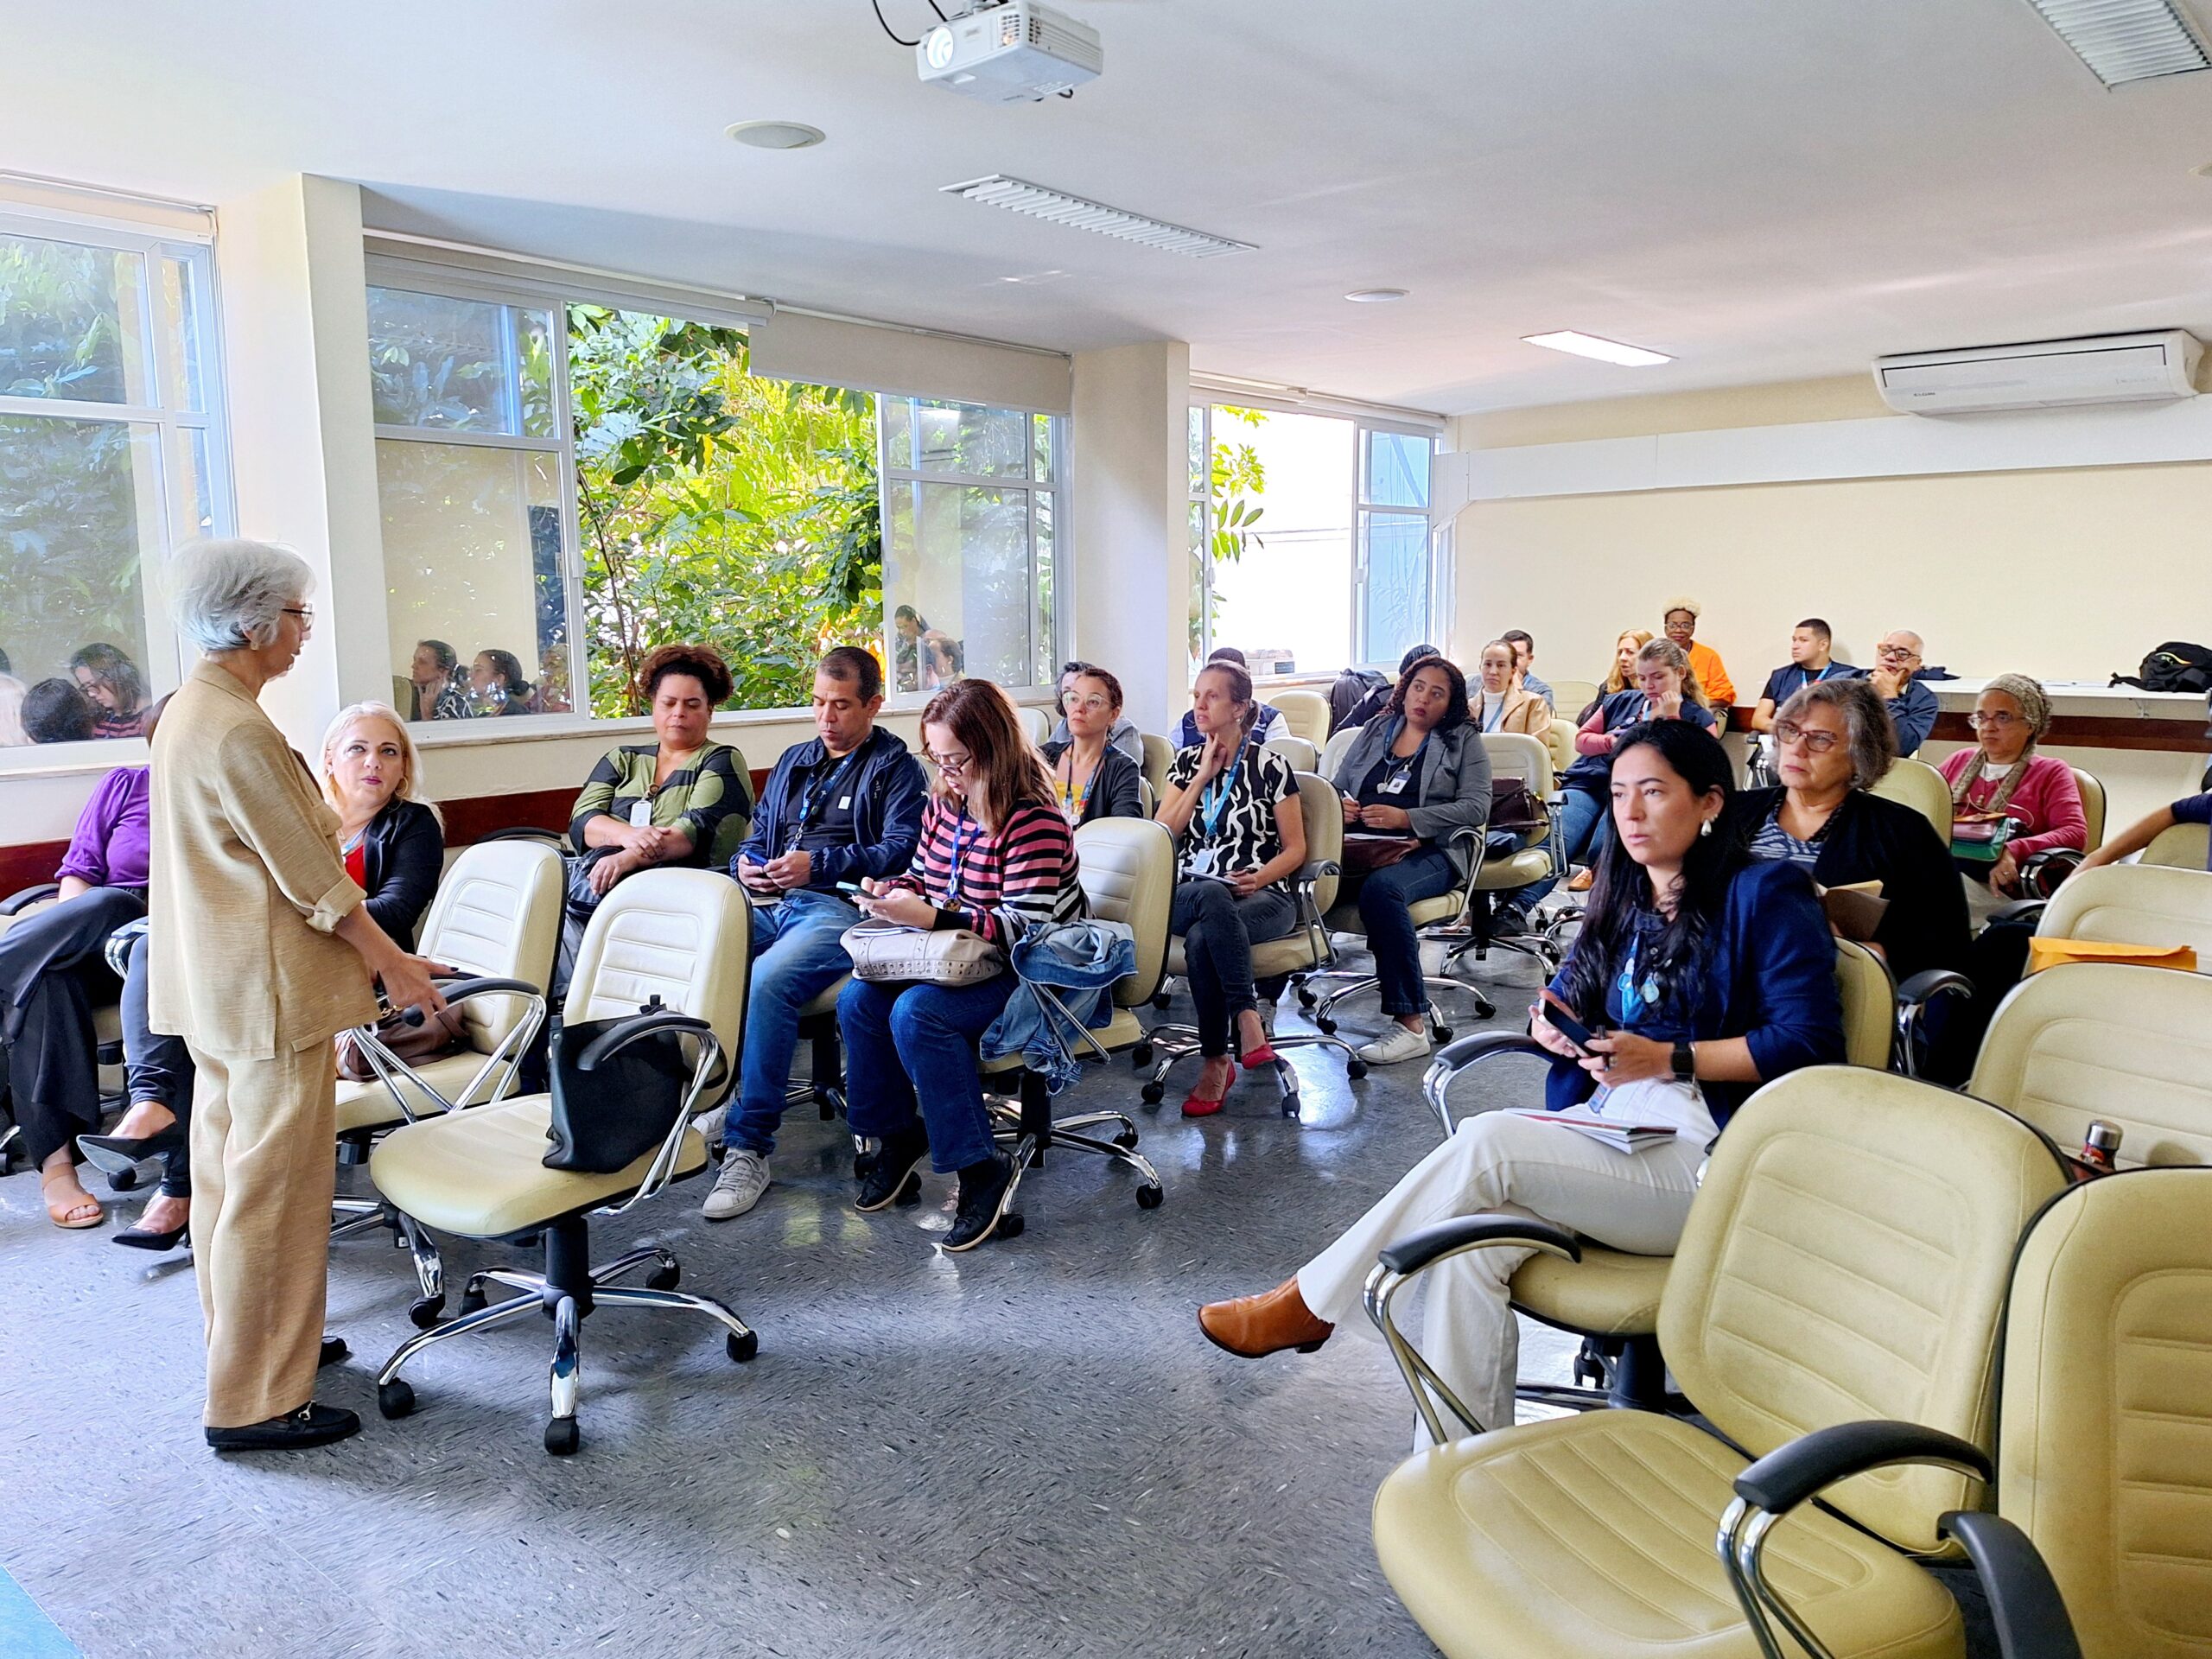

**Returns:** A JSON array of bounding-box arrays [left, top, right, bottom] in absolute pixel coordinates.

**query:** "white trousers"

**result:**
[[1296, 1109, 1706, 1435]]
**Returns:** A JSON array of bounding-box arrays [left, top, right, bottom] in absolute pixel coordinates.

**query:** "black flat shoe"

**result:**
[[320, 1335, 348, 1369], [206, 1402, 361, 1452], [111, 1219, 188, 1252], [942, 1152, 1015, 1253], [854, 1128, 930, 1212], [78, 1124, 185, 1178]]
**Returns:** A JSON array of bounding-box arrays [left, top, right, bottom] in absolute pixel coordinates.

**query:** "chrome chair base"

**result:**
[[1303, 971, 1491, 1032], [987, 1069, 1166, 1217], [373, 1217, 756, 1456], [330, 1196, 448, 1328], [1136, 1019, 1369, 1116]]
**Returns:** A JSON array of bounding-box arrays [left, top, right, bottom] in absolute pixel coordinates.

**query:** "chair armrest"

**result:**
[[577, 1010, 715, 1071], [1734, 1420, 1990, 1515], [474, 826, 572, 850], [1421, 1031, 1551, 1137], [2017, 848, 2085, 899], [0, 882, 60, 915], [1377, 1213, 1580, 1276], [1362, 1211, 1581, 1443], [435, 976, 543, 1004], [1295, 859, 1341, 884], [1937, 1512, 2084, 1659], [1896, 969, 1973, 1006], [1987, 899, 2046, 929]]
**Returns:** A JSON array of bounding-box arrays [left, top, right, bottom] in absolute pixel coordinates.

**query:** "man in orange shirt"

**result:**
[[1662, 595, 1734, 731]]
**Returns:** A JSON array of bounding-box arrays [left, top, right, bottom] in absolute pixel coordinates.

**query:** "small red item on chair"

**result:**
[[1182, 1060, 1236, 1116]]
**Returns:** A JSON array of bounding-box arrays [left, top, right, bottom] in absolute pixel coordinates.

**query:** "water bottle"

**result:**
[[2076, 1121, 2121, 1177]]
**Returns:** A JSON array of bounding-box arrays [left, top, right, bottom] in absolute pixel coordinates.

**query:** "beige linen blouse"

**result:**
[[147, 661, 378, 1058]]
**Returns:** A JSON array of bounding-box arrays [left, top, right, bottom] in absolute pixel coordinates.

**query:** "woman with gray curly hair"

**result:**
[[1936, 671, 2087, 899], [148, 538, 447, 1452], [1732, 677, 1967, 983]]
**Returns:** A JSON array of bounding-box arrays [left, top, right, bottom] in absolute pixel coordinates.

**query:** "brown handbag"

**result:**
[[1341, 833, 1420, 874], [337, 1003, 472, 1080]]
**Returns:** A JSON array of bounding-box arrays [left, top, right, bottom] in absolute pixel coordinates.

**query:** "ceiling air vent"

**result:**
[[941, 175, 1255, 259], [2023, 0, 2211, 86]]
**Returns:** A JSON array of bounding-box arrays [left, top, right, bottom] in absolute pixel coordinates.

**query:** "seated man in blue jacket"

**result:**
[[704, 646, 928, 1220], [1868, 629, 1938, 757]]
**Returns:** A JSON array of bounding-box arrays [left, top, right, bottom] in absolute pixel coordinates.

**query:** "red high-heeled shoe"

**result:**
[[1181, 1059, 1236, 1116], [1238, 1041, 1280, 1069]]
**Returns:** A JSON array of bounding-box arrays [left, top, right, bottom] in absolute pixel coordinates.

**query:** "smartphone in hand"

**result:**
[[1537, 998, 1599, 1057]]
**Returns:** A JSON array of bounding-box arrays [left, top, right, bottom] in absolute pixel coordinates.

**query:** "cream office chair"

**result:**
[[1366, 1067, 2070, 1659], [1867, 755, 1953, 842], [1262, 734, 1318, 773], [1548, 678, 1600, 720], [979, 817, 1173, 1227], [1435, 732, 1570, 990], [2014, 765, 2105, 895], [1317, 725, 1358, 782], [329, 838, 566, 1324], [2144, 819, 2209, 869], [1016, 705, 1052, 747], [367, 868, 754, 1455], [1264, 689, 1331, 747], [1140, 771, 1370, 1111], [2036, 861, 2212, 969], [1139, 732, 1174, 803], [1420, 938, 1897, 1414]]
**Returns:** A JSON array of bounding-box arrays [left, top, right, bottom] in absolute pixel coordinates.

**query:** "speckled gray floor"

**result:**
[[0, 952, 1583, 1659]]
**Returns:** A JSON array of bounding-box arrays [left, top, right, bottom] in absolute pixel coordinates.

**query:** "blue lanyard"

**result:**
[[944, 807, 980, 906], [1198, 730, 1253, 838], [795, 744, 863, 832], [1382, 718, 1430, 788], [1616, 939, 1662, 1027]]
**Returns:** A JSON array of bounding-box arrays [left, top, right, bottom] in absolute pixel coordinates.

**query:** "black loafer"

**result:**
[[854, 1128, 930, 1212], [320, 1335, 348, 1369], [206, 1402, 361, 1452]]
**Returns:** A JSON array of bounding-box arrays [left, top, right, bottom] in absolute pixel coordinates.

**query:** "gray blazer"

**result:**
[[1331, 715, 1494, 878]]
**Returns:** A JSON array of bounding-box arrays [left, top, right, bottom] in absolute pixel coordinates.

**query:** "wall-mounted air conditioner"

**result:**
[[1872, 331, 2202, 416]]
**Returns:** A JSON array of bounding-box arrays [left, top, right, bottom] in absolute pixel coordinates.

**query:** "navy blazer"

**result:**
[[734, 726, 929, 891], [1544, 857, 1845, 1124]]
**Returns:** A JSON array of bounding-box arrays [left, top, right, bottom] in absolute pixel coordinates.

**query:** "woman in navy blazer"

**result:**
[[1198, 720, 1843, 1434]]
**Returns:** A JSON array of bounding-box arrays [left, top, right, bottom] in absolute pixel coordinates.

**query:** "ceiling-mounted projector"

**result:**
[[918, 2, 1103, 103]]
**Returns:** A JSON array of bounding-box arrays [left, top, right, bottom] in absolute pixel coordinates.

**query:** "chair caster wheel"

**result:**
[[1113, 1127, 1140, 1149], [645, 1263, 680, 1292], [544, 1417, 580, 1456], [458, 1287, 486, 1316], [1314, 1015, 1337, 1034], [997, 1211, 1026, 1239], [0, 1147, 19, 1177], [1131, 1043, 1153, 1068], [377, 1379, 416, 1420], [1432, 1025, 1453, 1044], [1135, 1184, 1164, 1210], [1151, 991, 1171, 1011], [1140, 1082, 1164, 1106], [108, 1165, 141, 1192], [1295, 987, 1316, 1008], [726, 1330, 759, 1363], [407, 1295, 443, 1329], [1346, 1060, 1369, 1080]]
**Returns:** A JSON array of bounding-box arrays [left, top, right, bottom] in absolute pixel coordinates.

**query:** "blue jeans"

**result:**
[[1513, 784, 1608, 913], [837, 973, 1016, 1174], [1171, 880, 1299, 1058], [723, 890, 861, 1157], [1349, 845, 1458, 1017]]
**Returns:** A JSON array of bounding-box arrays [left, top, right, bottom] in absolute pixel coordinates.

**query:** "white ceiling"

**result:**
[[10, 0, 2212, 414]]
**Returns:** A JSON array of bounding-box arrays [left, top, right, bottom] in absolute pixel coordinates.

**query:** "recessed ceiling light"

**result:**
[[1522, 330, 1673, 367], [725, 120, 826, 151], [1344, 288, 1408, 303], [2022, 0, 2209, 86], [942, 175, 1255, 258]]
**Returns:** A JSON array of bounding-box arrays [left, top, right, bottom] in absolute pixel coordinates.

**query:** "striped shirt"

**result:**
[[891, 795, 1085, 946]]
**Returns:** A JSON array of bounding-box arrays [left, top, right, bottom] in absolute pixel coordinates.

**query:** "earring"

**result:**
[[1699, 818, 1713, 837]]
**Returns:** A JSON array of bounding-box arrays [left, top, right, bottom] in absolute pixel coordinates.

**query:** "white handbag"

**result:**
[[839, 918, 1005, 986]]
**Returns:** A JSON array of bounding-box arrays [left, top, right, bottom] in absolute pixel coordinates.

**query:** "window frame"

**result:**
[[876, 394, 1068, 710], [0, 201, 235, 773], [1353, 418, 1445, 672]]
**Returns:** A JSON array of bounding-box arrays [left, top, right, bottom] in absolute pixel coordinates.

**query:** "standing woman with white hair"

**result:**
[[147, 540, 445, 1452]]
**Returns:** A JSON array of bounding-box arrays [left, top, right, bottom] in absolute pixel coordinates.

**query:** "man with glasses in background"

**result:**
[[1868, 629, 1937, 756], [704, 645, 929, 1220]]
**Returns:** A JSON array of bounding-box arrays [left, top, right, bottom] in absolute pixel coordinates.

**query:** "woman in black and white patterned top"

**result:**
[[1156, 660, 1307, 1116]]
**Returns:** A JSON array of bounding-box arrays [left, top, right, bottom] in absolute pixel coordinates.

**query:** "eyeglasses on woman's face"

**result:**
[[928, 748, 974, 776], [1771, 719, 1841, 754], [1065, 695, 1113, 715], [283, 606, 315, 637], [1967, 711, 2022, 730]]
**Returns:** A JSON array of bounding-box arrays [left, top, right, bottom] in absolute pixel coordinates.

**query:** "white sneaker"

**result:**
[[1357, 1025, 1433, 1065], [702, 1149, 771, 1220]]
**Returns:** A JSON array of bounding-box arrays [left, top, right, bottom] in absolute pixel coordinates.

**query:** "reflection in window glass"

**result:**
[[0, 232, 148, 406], [0, 415, 162, 731], [915, 400, 1027, 478], [1361, 512, 1430, 667], [158, 254, 205, 414], [366, 287, 554, 437], [378, 442, 574, 721], [1364, 429, 1430, 510]]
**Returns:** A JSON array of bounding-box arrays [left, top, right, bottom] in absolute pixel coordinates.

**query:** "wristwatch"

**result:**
[[1669, 1040, 1696, 1083]]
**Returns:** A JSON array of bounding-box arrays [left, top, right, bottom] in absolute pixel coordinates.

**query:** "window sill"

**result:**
[[0, 739, 150, 781], [409, 690, 1058, 752]]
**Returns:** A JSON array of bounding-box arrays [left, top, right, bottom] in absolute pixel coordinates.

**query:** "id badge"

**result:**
[[628, 800, 653, 828], [1380, 772, 1410, 796], [1186, 845, 1220, 878]]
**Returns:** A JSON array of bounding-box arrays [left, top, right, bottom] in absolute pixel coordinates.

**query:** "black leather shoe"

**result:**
[[320, 1335, 348, 1369], [854, 1128, 929, 1212], [942, 1152, 1014, 1253], [78, 1123, 185, 1179], [112, 1218, 189, 1252], [206, 1402, 361, 1452]]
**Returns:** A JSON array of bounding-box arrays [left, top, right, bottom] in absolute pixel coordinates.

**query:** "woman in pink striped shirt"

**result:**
[[842, 679, 1084, 1251]]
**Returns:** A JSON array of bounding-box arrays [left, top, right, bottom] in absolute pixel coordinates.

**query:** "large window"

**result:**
[[368, 268, 1065, 726], [0, 213, 228, 749], [1190, 401, 1440, 675]]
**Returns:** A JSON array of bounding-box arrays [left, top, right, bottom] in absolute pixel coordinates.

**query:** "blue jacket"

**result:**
[[981, 919, 1137, 1091], [733, 727, 928, 891], [1885, 679, 1938, 757], [1544, 858, 1844, 1125]]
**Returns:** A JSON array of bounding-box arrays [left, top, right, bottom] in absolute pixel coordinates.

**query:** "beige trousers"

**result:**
[[187, 1039, 338, 1428]]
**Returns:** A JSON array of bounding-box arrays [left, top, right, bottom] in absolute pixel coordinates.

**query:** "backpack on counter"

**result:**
[[2112, 642, 2212, 695]]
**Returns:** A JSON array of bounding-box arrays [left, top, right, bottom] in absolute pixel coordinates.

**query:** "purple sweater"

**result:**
[[56, 766, 151, 889]]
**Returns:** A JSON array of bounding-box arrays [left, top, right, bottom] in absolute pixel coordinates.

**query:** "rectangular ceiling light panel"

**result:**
[[941, 175, 1255, 258], [1522, 330, 1674, 366], [2024, 0, 2210, 86]]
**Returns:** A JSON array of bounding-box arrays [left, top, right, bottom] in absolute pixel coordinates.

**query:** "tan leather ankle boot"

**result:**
[[1198, 1278, 1334, 1357]]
